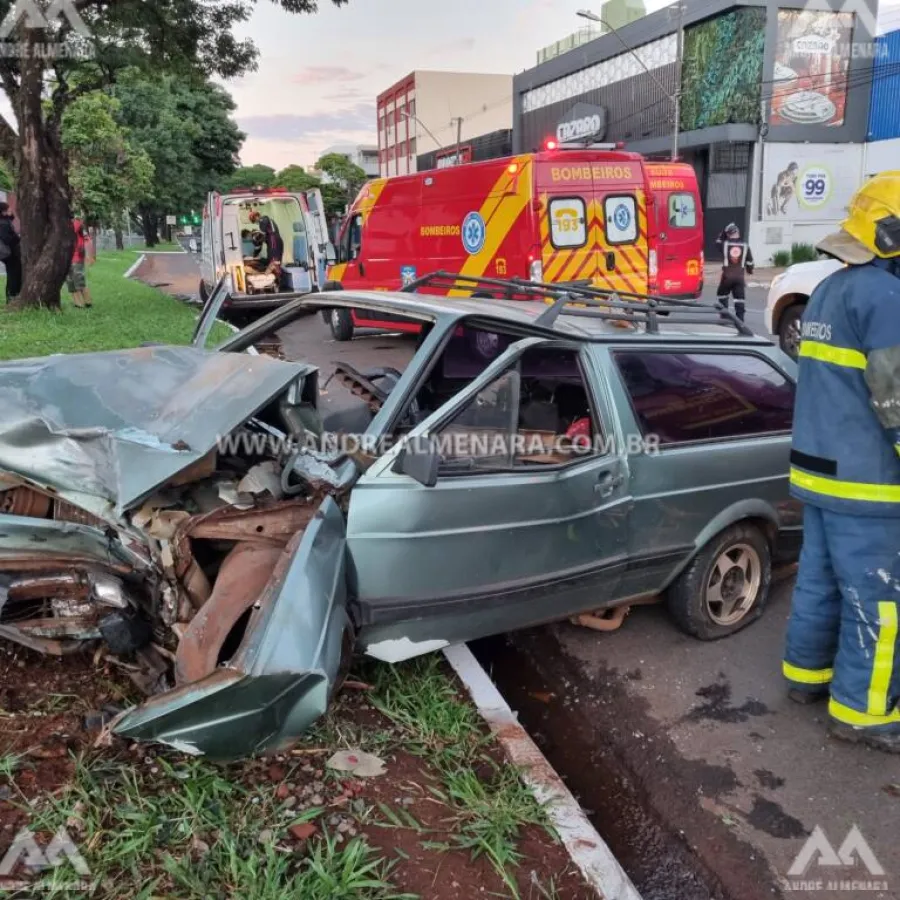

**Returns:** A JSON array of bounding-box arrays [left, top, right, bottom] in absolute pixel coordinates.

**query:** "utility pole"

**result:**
[[452, 116, 463, 165], [672, 0, 684, 160]]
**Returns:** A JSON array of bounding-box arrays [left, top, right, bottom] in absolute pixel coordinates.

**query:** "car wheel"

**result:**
[[667, 523, 772, 640], [199, 279, 209, 305], [330, 307, 354, 341], [779, 303, 805, 359]]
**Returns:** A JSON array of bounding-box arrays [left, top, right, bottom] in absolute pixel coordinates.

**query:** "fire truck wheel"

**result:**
[[330, 308, 354, 341], [320, 280, 343, 323]]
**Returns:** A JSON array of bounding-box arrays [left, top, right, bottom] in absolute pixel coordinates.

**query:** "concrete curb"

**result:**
[[444, 643, 643, 900], [123, 253, 146, 280]]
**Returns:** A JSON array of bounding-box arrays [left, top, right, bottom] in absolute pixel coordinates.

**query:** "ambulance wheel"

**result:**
[[330, 308, 354, 341], [199, 279, 209, 305], [321, 280, 343, 324], [666, 523, 771, 640]]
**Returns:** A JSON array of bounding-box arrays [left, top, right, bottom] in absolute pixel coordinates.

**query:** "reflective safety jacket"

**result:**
[[790, 258, 900, 517]]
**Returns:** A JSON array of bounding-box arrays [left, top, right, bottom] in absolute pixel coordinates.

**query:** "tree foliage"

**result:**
[[62, 92, 154, 227], [224, 164, 277, 191], [275, 165, 321, 192], [0, 0, 348, 306], [316, 153, 367, 211]]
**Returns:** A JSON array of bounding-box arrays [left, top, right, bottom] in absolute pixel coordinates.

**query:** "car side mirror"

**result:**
[[392, 436, 440, 487]]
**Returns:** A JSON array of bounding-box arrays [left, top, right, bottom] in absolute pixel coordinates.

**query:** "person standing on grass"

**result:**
[[0, 202, 22, 302], [67, 216, 93, 308]]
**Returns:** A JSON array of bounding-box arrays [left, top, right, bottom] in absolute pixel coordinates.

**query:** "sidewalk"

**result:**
[[704, 262, 785, 290]]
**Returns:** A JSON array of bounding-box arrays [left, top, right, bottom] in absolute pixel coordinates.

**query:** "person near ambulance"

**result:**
[[247, 209, 283, 276], [67, 216, 93, 309], [783, 171, 900, 754], [715, 223, 754, 323]]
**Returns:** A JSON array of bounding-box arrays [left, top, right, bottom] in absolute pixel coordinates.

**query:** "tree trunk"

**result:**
[[13, 43, 73, 310], [139, 205, 159, 247], [114, 223, 124, 251]]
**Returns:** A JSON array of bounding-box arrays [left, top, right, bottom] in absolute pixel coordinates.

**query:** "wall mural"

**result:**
[[680, 8, 766, 132], [771, 9, 854, 128]]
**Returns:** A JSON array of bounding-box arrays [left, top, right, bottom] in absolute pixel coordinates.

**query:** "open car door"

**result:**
[[345, 336, 632, 663]]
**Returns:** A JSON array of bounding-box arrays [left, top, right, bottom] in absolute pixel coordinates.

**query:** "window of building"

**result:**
[[604, 195, 638, 244], [668, 193, 697, 228], [549, 197, 588, 249], [711, 143, 751, 172], [614, 351, 795, 445]]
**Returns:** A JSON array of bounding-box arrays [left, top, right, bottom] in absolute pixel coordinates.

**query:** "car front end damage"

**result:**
[[0, 347, 352, 758]]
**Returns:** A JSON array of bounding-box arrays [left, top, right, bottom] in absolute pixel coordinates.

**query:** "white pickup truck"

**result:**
[[765, 258, 844, 359]]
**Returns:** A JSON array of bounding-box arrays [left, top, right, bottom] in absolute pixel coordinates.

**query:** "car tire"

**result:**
[[199, 279, 209, 305], [320, 280, 343, 323], [329, 307, 354, 341], [667, 523, 772, 640], [778, 303, 805, 360]]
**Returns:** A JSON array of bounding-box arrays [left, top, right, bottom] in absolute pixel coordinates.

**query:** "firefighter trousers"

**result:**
[[784, 505, 900, 734], [716, 273, 746, 321]]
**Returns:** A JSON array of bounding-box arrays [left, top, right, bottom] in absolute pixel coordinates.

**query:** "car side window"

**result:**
[[614, 351, 795, 446], [436, 346, 602, 474], [668, 193, 697, 228]]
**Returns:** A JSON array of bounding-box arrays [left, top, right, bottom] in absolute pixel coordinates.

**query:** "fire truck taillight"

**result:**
[[508, 163, 519, 174], [544, 139, 558, 151], [529, 258, 544, 282]]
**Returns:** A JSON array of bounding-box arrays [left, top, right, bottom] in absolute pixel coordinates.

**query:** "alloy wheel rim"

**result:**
[[705, 543, 761, 626]]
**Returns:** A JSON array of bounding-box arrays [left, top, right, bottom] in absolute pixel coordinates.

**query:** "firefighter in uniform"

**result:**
[[715, 223, 754, 323], [784, 171, 900, 754]]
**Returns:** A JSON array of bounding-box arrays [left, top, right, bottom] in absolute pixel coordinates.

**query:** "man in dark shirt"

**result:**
[[715, 223, 754, 323], [0, 202, 21, 303], [248, 210, 284, 274]]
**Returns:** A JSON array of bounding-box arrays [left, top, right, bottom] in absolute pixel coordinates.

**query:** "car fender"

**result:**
[[662, 499, 781, 588]]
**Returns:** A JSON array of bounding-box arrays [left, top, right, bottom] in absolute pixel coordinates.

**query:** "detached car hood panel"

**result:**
[[0, 347, 312, 512]]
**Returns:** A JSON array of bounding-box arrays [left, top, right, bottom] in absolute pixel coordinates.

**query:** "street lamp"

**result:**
[[400, 110, 443, 151], [576, 6, 683, 160]]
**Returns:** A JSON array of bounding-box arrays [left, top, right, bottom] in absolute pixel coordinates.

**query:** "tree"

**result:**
[[316, 152, 367, 212], [62, 92, 154, 248], [224, 164, 277, 191], [0, 0, 348, 309], [275, 165, 321, 192], [112, 72, 244, 246]]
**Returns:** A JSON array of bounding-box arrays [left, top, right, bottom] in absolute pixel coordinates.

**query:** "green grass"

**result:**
[[367, 657, 554, 898], [0, 250, 229, 360]]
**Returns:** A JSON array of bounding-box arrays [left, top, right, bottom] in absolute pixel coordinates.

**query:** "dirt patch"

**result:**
[[0, 646, 591, 898], [131, 252, 200, 301]]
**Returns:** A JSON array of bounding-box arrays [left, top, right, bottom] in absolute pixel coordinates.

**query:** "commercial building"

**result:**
[[376, 71, 513, 177], [864, 23, 900, 175], [513, 0, 880, 261], [318, 143, 380, 180]]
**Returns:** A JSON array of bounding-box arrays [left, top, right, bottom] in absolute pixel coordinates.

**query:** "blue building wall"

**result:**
[[868, 30, 900, 142]]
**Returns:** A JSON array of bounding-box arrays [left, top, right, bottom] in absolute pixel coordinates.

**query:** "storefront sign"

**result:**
[[556, 103, 607, 144]]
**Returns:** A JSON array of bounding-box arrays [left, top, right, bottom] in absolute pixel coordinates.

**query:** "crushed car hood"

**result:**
[[0, 346, 313, 513]]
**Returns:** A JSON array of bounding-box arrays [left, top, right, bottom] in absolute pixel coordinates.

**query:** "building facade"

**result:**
[[377, 70, 513, 177], [864, 25, 900, 176], [318, 143, 380, 180], [513, 0, 880, 261]]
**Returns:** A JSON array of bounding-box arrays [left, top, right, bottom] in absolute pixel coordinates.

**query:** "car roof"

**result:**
[[312, 290, 777, 347]]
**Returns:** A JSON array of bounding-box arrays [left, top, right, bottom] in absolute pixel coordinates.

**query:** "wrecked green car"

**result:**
[[0, 279, 802, 758]]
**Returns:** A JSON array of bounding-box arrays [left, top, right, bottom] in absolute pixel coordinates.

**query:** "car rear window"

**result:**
[[668, 193, 697, 228], [614, 351, 795, 445]]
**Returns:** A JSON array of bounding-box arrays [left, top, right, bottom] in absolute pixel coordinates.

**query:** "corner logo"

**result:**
[[0, 827, 90, 878], [784, 825, 888, 893], [0, 0, 90, 39], [799, 0, 878, 39], [461, 211, 486, 256]]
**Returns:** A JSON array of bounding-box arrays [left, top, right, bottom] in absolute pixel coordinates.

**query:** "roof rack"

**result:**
[[399, 271, 754, 337]]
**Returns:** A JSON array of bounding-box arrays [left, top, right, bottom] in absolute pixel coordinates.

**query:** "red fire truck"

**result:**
[[324, 144, 704, 341]]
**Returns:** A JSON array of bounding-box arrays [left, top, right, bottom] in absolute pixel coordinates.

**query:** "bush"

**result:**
[[772, 250, 791, 267], [790, 243, 819, 264]]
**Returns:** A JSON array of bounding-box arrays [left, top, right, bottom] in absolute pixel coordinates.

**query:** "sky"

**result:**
[[229, 0, 674, 171]]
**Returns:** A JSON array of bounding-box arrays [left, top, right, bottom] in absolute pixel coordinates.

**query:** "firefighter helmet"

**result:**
[[818, 171, 900, 265]]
